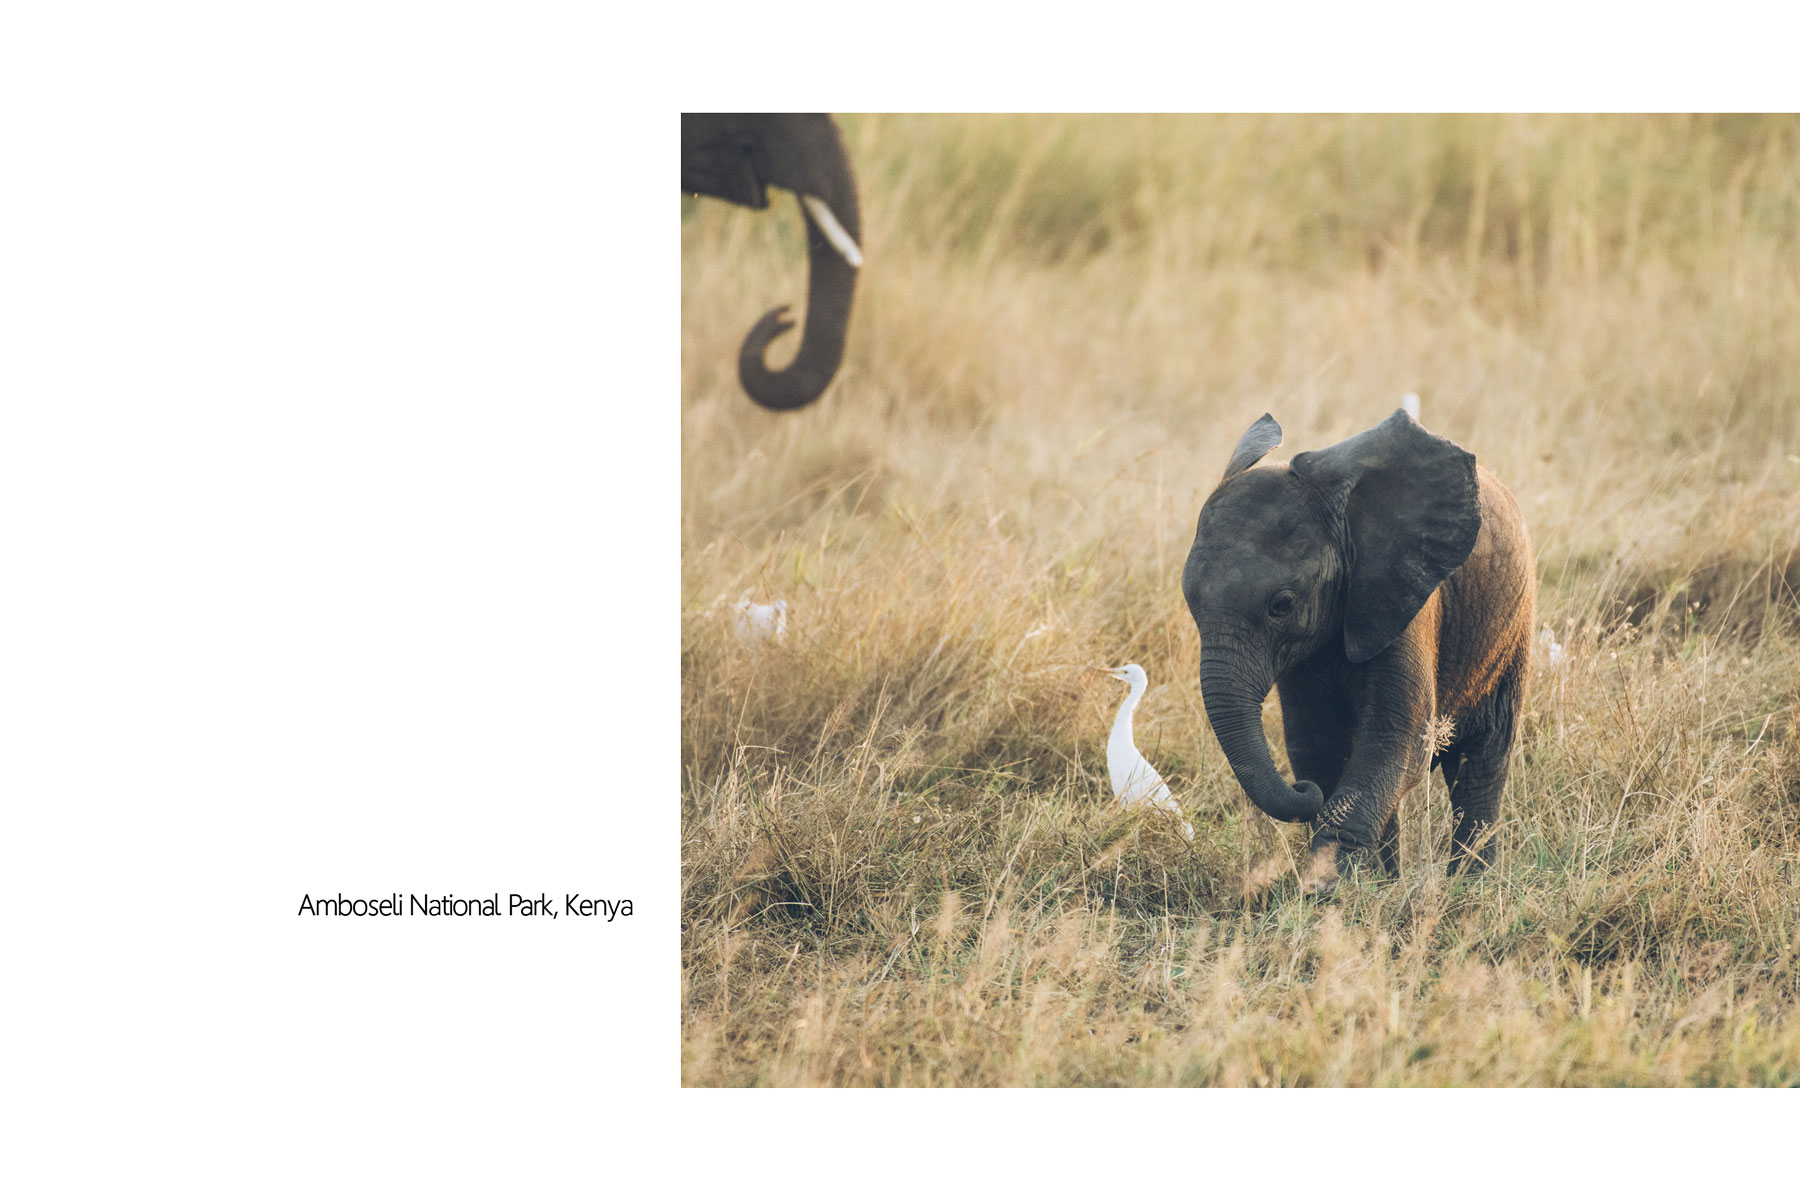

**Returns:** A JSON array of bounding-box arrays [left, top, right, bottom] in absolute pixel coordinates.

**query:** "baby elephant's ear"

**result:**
[[1293, 410, 1481, 663], [1221, 413, 1283, 483]]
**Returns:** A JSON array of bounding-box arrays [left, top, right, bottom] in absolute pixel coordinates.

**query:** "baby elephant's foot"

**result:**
[[1449, 820, 1498, 875], [1304, 841, 1384, 898], [1300, 844, 1342, 898], [1447, 853, 1493, 878]]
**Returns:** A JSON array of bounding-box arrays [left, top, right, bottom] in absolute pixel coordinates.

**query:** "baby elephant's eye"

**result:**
[[1267, 591, 1296, 619]]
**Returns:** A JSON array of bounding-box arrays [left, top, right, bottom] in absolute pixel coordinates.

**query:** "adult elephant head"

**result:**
[[681, 113, 863, 412]]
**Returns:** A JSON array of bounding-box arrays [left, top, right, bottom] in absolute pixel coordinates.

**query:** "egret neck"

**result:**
[[1107, 669, 1150, 800]]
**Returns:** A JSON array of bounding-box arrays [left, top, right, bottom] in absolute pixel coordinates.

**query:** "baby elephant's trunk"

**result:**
[[1200, 661, 1325, 823]]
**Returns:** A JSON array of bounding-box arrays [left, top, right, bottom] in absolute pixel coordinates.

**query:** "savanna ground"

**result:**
[[680, 115, 1800, 1085]]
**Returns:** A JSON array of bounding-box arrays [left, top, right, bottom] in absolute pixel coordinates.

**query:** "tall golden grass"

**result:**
[[681, 114, 1800, 1085]]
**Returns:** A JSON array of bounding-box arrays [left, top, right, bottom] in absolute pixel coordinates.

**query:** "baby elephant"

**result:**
[[1182, 410, 1534, 888]]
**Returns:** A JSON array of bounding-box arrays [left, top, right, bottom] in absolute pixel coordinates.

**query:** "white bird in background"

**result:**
[[732, 599, 788, 647], [1401, 392, 1421, 421], [1539, 625, 1569, 668], [1099, 664, 1194, 842]]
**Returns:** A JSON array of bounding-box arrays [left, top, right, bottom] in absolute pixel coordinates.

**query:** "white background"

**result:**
[[5, 6, 666, 1192], [4, 2, 1793, 1194]]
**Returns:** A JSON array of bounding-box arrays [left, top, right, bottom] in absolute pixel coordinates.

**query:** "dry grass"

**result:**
[[681, 114, 1800, 1086]]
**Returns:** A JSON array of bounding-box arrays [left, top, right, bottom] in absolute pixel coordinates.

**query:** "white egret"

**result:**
[[1538, 625, 1568, 668], [1099, 664, 1194, 841], [1401, 392, 1421, 421], [733, 599, 788, 646]]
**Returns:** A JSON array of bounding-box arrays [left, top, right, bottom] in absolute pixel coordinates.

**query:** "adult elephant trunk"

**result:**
[[1200, 657, 1325, 824], [737, 168, 861, 410], [738, 118, 864, 413], [682, 113, 864, 412]]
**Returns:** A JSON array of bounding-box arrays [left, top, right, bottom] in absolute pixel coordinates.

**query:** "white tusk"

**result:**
[[801, 194, 863, 268]]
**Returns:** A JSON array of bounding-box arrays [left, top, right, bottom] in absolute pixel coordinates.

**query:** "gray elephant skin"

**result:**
[[1182, 410, 1535, 886], [681, 113, 862, 411]]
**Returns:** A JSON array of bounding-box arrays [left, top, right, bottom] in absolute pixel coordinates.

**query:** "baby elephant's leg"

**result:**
[[1376, 811, 1401, 875], [1291, 653, 1430, 892], [1309, 784, 1407, 887], [1445, 680, 1523, 874]]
